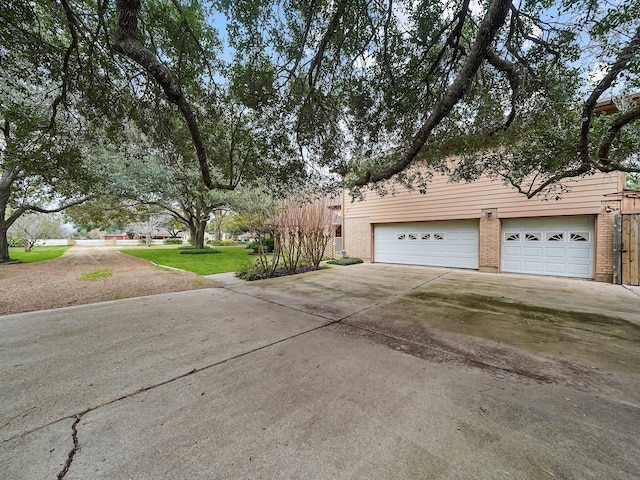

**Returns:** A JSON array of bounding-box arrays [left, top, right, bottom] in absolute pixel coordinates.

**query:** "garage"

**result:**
[[373, 220, 479, 269], [501, 216, 594, 279]]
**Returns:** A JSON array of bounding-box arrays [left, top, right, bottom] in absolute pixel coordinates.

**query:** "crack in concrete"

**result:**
[[1, 406, 36, 432], [8, 269, 497, 478], [6, 270, 451, 444], [56, 413, 83, 480], [223, 270, 572, 384]]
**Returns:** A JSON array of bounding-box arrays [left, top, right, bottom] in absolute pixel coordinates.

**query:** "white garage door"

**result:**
[[374, 221, 479, 269], [501, 216, 594, 278]]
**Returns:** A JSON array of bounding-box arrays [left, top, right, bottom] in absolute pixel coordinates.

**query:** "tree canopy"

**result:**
[[2, 0, 639, 262], [109, 0, 640, 197]]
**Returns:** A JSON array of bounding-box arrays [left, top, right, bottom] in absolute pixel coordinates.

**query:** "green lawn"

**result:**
[[120, 245, 256, 275], [8, 246, 72, 263]]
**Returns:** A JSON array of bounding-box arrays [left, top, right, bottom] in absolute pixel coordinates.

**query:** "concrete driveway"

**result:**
[[1, 264, 639, 479]]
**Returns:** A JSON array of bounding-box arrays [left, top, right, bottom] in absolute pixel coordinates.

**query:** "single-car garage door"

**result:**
[[501, 216, 594, 279], [374, 220, 479, 269]]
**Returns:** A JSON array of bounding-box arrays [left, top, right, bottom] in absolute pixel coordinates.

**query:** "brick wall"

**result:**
[[344, 217, 371, 260], [479, 208, 500, 273], [595, 200, 621, 282]]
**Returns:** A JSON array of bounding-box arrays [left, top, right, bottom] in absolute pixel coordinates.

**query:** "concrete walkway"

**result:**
[[2, 264, 639, 479]]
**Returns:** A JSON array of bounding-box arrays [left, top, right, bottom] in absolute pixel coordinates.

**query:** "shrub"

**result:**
[[8, 238, 24, 248], [327, 257, 363, 266], [244, 237, 274, 253], [236, 263, 271, 281], [208, 239, 237, 246], [179, 247, 220, 254], [163, 238, 183, 244]]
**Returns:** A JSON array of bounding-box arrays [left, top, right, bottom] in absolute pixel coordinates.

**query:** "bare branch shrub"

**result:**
[[301, 197, 334, 269], [274, 198, 305, 273], [273, 196, 334, 272]]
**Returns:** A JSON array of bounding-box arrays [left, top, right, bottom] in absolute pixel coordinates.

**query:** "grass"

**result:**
[[119, 245, 255, 275], [79, 269, 113, 281], [8, 246, 71, 263]]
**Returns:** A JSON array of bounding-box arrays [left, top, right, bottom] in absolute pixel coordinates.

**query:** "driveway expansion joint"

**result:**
[[3, 270, 453, 450], [623, 284, 640, 299], [224, 269, 453, 324]]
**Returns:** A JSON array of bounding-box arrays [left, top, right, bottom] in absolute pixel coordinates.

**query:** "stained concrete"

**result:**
[[2, 263, 639, 479]]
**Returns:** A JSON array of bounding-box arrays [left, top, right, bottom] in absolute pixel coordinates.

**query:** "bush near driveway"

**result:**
[[163, 238, 183, 245], [120, 246, 254, 275], [327, 258, 364, 266]]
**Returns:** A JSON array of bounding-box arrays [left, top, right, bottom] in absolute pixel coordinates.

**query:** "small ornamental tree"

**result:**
[[128, 215, 168, 247], [8, 213, 62, 252], [234, 191, 281, 276]]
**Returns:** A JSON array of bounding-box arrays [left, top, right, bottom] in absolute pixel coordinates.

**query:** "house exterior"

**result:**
[[102, 229, 186, 242], [102, 231, 138, 241], [238, 232, 258, 242], [342, 169, 640, 283]]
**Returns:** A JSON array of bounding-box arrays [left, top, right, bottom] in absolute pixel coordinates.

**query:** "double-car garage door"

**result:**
[[373, 216, 595, 278], [374, 221, 479, 269], [501, 217, 594, 279]]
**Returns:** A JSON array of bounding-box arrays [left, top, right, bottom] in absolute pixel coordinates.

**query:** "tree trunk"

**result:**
[[0, 223, 10, 262], [1, 169, 15, 262], [193, 221, 207, 249], [188, 224, 197, 246]]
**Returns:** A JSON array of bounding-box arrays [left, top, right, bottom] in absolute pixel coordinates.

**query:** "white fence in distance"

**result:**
[[40, 239, 175, 247]]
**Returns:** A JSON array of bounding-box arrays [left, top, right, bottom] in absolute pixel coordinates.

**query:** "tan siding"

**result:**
[[344, 172, 621, 223]]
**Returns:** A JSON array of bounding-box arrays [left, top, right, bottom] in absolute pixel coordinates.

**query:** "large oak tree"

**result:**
[[109, 0, 640, 197], [3, 0, 639, 264]]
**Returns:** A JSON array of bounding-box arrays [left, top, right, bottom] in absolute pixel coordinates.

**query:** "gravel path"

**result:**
[[0, 246, 220, 315]]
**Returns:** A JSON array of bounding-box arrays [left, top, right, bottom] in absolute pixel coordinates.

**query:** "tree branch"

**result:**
[[502, 164, 591, 199], [50, 0, 79, 129], [288, 0, 317, 78], [169, 0, 217, 83], [112, 0, 232, 191], [308, 0, 348, 87], [485, 48, 519, 133], [597, 104, 640, 163], [579, 25, 640, 162], [350, 0, 512, 185], [7, 195, 96, 227]]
